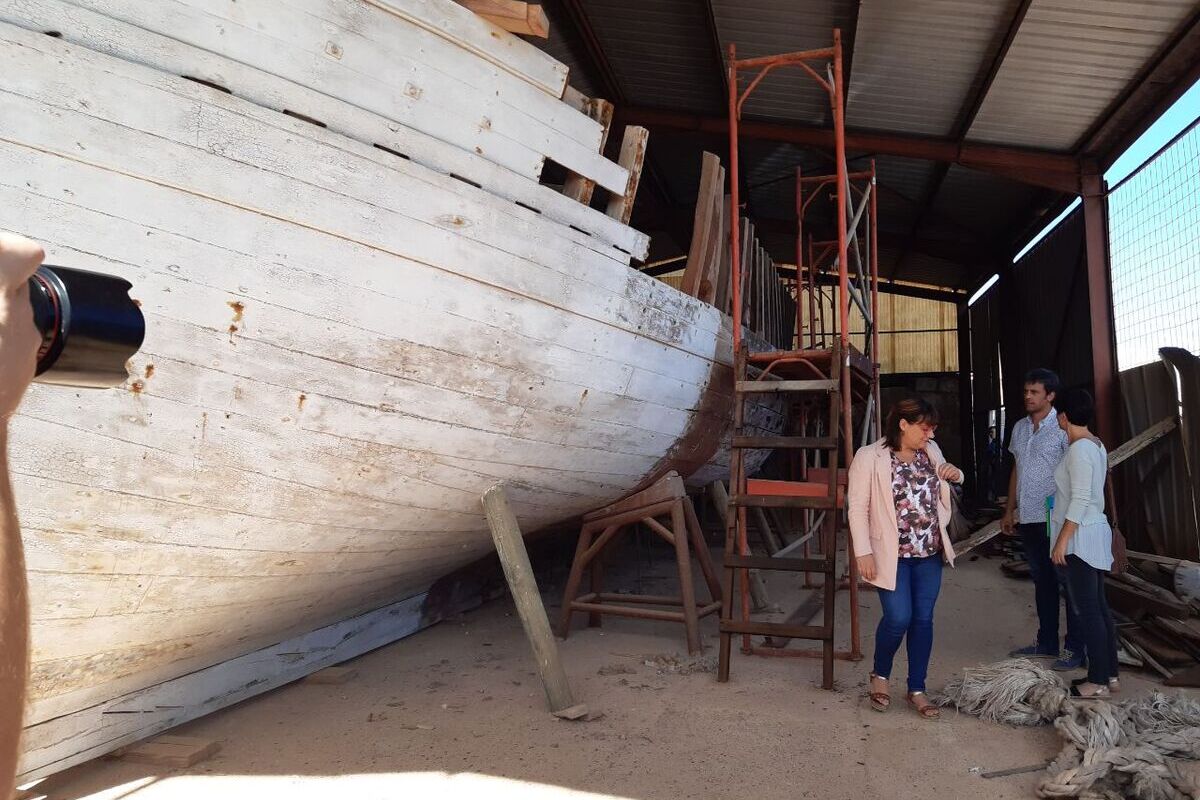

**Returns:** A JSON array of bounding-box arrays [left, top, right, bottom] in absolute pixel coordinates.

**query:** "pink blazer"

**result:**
[[847, 438, 957, 591]]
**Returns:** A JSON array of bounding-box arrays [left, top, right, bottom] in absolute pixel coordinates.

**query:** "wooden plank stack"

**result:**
[[1109, 552, 1200, 686]]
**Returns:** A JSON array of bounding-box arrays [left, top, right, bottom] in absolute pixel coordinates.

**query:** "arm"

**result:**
[[846, 450, 877, 581], [0, 232, 45, 795], [1052, 445, 1092, 566]]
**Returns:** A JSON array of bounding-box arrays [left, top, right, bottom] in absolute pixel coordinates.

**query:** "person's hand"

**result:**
[[1051, 537, 1069, 567], [1001, 508, 1016, 536], [856, 554, 876, 582], [0, 233, 43, 420], [937, 462, 963, 484]]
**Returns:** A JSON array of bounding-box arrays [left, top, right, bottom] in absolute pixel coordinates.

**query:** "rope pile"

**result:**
[[935, 659, 1200, 799]]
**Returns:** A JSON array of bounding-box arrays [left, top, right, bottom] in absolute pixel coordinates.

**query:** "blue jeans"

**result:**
[[1019, 523, 1084, 655], [873, 555, 943, 692], [1061, 555, 1119, 685]]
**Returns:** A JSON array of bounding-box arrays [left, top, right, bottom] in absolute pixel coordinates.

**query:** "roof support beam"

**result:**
[[786, 267, 965, 304], [615, 107, 1082, 191]]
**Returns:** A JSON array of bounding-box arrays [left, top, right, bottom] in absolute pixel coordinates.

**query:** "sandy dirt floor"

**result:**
[[21, 549, 1177, 800]]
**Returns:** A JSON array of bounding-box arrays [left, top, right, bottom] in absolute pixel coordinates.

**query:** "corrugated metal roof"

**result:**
[[536, 2, 601, 99], [926, 165, 1041, 240], [967, 0, 1198, 149], [526, 0, 1197, 290], [711, 0, 856, 124], [848, 0, 1023, 137], [569, 0, 725, 113]]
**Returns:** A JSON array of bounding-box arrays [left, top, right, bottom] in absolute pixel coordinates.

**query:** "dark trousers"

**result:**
[[1061, 555, 1119, 684], [873, 555, 943, 692], [1019, 522, 1083, 655]]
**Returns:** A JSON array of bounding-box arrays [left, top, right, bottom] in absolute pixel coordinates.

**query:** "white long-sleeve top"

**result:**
[[1050, 438, 1113, 571]]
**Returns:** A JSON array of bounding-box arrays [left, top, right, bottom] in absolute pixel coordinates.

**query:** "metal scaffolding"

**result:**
[[719, 30, 881, 688]]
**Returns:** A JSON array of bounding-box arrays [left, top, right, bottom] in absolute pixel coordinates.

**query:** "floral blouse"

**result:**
[[891, 450, 940, 558]]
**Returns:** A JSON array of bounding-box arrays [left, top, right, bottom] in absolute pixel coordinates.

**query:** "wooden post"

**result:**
[[481, 484, 576, 713], [605, 126, 649, 224]]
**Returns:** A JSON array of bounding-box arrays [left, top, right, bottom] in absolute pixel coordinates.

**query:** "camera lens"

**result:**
[[27, 265, 145, 388]]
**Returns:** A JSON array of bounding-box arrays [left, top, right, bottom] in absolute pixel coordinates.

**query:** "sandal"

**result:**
[[868, 673, 890, 712], [906, 691, 940, 719], [1071, 677, 1120, 693], [1069, 683, 1110, 699]]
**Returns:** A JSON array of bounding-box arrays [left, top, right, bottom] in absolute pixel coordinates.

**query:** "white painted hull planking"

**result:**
[[0, 0, 781, 782]]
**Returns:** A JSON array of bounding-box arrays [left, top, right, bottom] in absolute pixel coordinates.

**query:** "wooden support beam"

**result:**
[[304, 666, 358, 684], [481, 484, 577, 714], [456, 1, 549, 38], [116, 736, 219, 769], [606, 126, 649, 224]]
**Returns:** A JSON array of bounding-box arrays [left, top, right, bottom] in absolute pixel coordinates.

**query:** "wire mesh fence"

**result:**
[[1108, 118, 1200, 370]]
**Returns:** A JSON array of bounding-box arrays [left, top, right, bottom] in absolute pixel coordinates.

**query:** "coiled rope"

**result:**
[[935, 659, 1200, 799]]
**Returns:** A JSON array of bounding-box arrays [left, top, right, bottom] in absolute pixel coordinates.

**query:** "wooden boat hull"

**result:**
[[0, 0, 780, 780]]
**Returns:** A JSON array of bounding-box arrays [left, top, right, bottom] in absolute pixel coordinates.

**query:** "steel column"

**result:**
[[1081, 169, 1119, 443]]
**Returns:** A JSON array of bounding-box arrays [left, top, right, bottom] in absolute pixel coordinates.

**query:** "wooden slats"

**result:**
[[29, 0, 633, 195], [728, 494, 840, 509], [735, 379, 838, 393], [561, 96, 614, 206], [0, 2, 650, 258], [731, 436, 837, 450], [719, 620, 827, 639], [723, 554, 827, 572]]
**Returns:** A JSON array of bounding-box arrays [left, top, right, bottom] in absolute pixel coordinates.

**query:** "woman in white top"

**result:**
[[1050, 388, 1118, 698]]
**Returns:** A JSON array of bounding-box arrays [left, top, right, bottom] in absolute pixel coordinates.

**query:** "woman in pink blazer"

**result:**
[[848, 397, 962, 719]]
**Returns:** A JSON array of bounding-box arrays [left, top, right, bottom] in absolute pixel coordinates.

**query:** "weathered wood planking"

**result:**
[[20, 585, 493, 783], [52, 0, 628, 193], [368, 0, 566, 95], [0, 13, 783, 779], [0, 0, 648, 258]]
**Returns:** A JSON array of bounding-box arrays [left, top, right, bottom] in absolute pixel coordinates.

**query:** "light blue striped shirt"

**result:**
[[1050, 438, 1113, 571], [1010, 409, 1069, 525]]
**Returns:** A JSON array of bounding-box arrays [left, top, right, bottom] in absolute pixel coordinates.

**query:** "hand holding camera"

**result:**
[[0, 232, 44, 418]]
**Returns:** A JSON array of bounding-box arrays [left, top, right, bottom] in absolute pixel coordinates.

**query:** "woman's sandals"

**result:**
[[868, 673, 891, 712], [1072, 676, 1120, 694], [906, 691, 941, 719]]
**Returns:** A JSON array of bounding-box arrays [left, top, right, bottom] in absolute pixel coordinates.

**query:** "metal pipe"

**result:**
[[728, 43, 742, 354], [734, 47, 836, 70], [870, 161, 881, 437]]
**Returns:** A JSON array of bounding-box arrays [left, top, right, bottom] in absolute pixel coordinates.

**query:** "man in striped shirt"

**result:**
[[1003, 368, 1085, 670]]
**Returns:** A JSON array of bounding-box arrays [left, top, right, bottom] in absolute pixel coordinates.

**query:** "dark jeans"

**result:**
[[1061, 555, 1119, 685], [1019, 522, 1084, 655], [874, 555, 943, 692]]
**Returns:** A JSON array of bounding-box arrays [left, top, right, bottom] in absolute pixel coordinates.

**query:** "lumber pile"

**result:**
[[1109, 552, 1200, 686]]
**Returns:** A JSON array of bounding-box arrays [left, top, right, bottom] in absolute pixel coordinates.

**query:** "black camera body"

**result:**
[[28, 265, 146, 388]]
